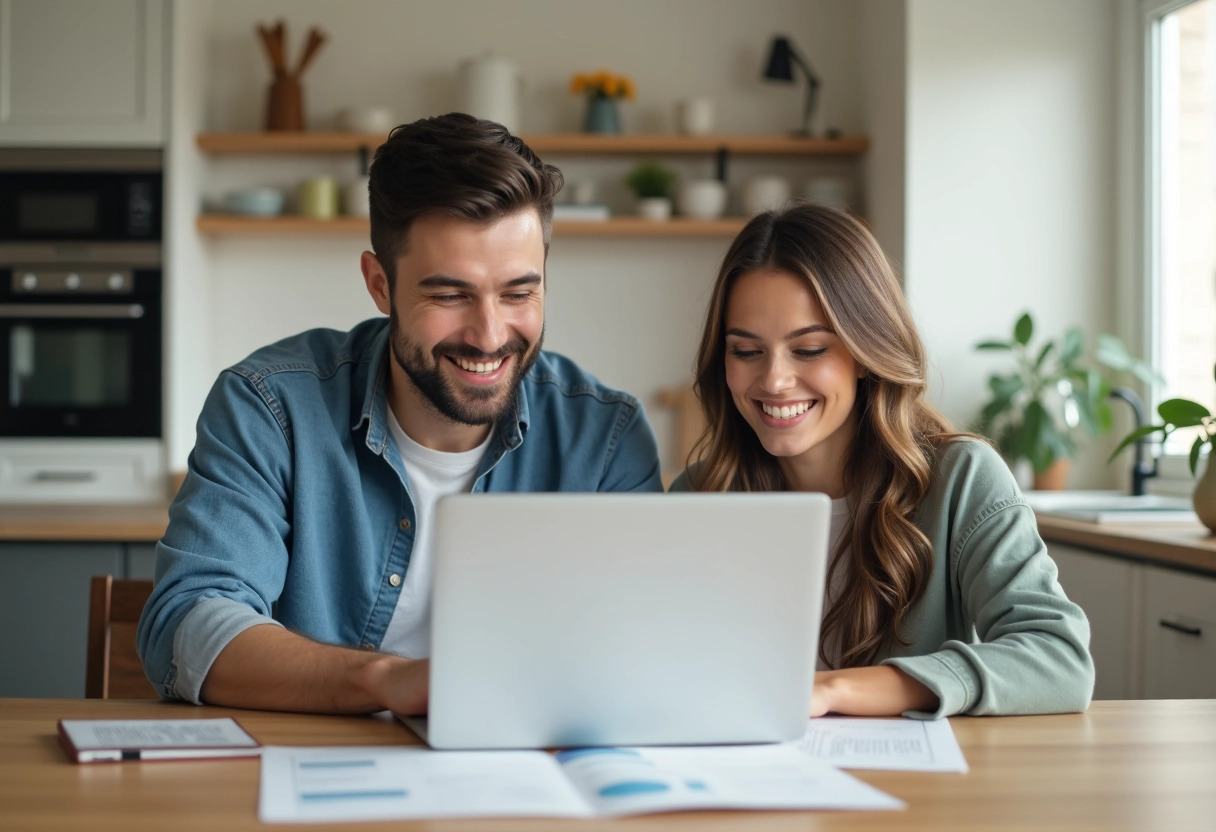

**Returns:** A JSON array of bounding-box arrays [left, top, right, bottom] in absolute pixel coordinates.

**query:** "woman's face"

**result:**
[[723, 268, 861, 491]]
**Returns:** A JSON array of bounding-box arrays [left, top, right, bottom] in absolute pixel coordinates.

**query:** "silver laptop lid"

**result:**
[[426, 492, 831, 750]]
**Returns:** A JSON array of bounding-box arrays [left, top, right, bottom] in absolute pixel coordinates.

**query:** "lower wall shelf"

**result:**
[[195, 215, 748, 237]]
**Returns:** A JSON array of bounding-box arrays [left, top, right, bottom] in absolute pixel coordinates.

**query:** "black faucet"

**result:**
[[1109, 386, 1159, 497]]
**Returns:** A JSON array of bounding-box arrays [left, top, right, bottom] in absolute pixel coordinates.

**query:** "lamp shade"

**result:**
[[762, 36, 795, 82]]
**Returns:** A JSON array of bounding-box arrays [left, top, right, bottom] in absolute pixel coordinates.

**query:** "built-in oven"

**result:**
[[0, 246, 161, 437], [0, 150, 165, 502]]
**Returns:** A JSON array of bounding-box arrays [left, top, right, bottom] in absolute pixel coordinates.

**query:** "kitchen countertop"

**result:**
[[0, 502, 170, 543], [2, 502, 1213, 576], [1035, 512, 1216, 576]]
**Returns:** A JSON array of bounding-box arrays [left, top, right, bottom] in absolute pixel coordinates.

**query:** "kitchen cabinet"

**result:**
[[1050, 543, 1139, 700], [1141, 565, 1216, 698], [1049, 540, 1216, 700], [193, 132, 869, 238], [0, 0, 165, 146], [0, 542, 155, 697]]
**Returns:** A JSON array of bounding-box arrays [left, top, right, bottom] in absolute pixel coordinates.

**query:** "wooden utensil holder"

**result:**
[[266, 73, 304, 131]]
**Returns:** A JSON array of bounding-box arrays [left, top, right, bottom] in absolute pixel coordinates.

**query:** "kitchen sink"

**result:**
[[1023, 490, 1198, 524]]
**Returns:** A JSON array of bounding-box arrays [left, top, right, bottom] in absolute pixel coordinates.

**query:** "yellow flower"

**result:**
[[569, 70, 636, 99]]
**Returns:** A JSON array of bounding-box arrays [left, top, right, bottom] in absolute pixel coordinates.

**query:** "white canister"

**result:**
[[677, 179, 728, 220], [459, 53, 522, 133], [675, 97, 714, 135], [803, 176, 856, 210], [344, 175, 370, 217], [742, 176, 792, 216]]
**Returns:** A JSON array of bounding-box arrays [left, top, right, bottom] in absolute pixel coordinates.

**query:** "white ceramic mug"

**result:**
[[675, 97, 714, 136], [459, 53, 522, 132], [742, 176, 792, 216], [677, 179, 727, 219]]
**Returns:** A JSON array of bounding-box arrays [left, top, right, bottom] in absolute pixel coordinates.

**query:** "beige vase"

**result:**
[[1033, 458, 1071, 491], [1193, 453, 1216, 534]]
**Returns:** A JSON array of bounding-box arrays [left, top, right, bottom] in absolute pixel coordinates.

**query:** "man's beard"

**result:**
[[388, 306, 543, 427]]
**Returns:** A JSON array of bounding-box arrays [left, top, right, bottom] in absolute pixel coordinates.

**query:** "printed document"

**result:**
[[258, 743, 903, 822], [792, 717, 969, 773]]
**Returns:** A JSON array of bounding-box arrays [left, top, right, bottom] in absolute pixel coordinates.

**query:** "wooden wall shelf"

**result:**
[[195, 215, 748, 237], [196, 132, 869, 156]]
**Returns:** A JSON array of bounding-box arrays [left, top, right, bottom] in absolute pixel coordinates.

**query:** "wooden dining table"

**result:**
[[1, 698, 1213, 831]]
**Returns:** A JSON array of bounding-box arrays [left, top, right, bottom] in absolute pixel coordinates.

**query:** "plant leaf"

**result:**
[[1033, 341, 1055, 371], [1190, 434, 1207, 477], [1094, 334, 1131, 370], [976, 341, 1013, 351], [1013, 313, 1033, 347], [1059, 327, 1084, 366], [988, 374, 1024, 400], [1020, 400, 1049, 464], [1158, 398, 1211, 428], [1107, 424, 1167, 462]]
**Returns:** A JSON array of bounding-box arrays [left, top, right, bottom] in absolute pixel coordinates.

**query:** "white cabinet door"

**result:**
[[1049, 543, 1138, 700], [1141, 565, 1216, 699], [0, 0, 164, 146]]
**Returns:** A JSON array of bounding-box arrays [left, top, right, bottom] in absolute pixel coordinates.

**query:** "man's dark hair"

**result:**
[[368, 113, 564, 285]]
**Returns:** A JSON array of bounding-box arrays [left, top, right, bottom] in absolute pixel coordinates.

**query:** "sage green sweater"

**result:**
[[670, 438, 1094, 718]]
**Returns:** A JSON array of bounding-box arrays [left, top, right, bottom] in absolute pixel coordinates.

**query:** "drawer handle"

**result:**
[[1159, 619, 1202, 637], [32, 470, 97, 483]]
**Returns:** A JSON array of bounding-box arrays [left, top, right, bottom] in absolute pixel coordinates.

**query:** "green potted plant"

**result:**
[[625, 161, 677, 221], [1110, 364, 1216, 532], [974, 312, 1157, 490]]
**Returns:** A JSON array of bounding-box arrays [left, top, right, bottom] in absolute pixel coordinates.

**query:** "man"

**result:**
[[137, 114, 663, 714]]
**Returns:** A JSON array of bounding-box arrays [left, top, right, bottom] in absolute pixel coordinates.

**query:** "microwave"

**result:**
[[0, 149, 162, 244]]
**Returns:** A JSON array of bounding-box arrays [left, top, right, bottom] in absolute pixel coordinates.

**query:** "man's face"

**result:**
[[377, 210, 546, 429]]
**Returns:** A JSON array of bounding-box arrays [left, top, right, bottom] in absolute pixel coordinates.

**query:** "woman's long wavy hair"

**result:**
[[688, 202, 968, 669]]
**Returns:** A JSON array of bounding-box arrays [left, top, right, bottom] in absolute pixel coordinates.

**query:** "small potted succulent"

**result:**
[[625, 161, 677, 221], [1110, 363, 1216, 531]]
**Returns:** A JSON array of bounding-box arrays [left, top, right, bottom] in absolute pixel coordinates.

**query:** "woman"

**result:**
[[671, 203, 1093, 718]]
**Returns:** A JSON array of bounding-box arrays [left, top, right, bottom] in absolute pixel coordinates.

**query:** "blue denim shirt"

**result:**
[[137, 319, 663, 702]]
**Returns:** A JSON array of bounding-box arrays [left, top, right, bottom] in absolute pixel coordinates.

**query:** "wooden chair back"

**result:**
[[85, 576, 157, 699]]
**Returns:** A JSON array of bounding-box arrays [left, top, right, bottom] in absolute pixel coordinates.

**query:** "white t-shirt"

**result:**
[[817, 496, 851, 670], [379, 409, 491, 659]]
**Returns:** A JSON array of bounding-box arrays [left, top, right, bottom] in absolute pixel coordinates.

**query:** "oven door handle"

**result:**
[[0, 303, 145, 319]]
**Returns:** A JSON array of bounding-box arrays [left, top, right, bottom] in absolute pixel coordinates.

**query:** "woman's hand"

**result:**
[[810, 666, 940, 717]]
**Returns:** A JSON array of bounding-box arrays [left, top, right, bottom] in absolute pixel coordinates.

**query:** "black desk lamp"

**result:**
[[762, 35, 820, 136]]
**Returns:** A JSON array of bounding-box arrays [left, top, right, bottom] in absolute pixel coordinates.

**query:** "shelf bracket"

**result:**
[[715, 148, 729, 183]]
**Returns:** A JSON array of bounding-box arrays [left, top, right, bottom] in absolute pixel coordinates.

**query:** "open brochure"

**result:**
[[258, 743, 903, 822]]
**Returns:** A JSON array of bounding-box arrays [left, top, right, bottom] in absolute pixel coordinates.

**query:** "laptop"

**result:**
[[404, 492, 830, 750]]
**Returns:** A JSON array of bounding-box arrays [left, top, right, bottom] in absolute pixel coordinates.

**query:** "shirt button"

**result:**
[[389, 573, 402, 587], [399, 518, 411, 531]]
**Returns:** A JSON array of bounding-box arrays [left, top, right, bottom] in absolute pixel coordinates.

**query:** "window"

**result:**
[[1146, 0, 1216, 458]]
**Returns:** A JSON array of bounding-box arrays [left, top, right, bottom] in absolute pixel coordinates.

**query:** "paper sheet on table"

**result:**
[[790, 717, 969, 773], [258, 743, 903, 822]]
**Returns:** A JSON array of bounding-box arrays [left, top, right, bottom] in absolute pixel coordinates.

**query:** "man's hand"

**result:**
[[810, 666, 939, 717], [200, 624, 430, 714]]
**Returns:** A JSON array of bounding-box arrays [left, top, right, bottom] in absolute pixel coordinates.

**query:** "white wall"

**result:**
[[168, 0, 868, 473], [904, 0, 1120, 489], [858, 0, 907, 274]]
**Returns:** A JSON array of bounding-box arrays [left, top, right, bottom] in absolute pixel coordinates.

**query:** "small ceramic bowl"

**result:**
[[224, 188, 285, 217]]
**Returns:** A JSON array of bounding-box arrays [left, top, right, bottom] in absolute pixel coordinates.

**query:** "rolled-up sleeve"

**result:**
[[137, 369, 293, 701]]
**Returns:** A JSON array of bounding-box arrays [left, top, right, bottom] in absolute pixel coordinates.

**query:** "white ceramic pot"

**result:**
[[742, 176, 792, 216], [637, 197, 673, 221], [459, 53, 522, 133], [677, 179, 727, 220]]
